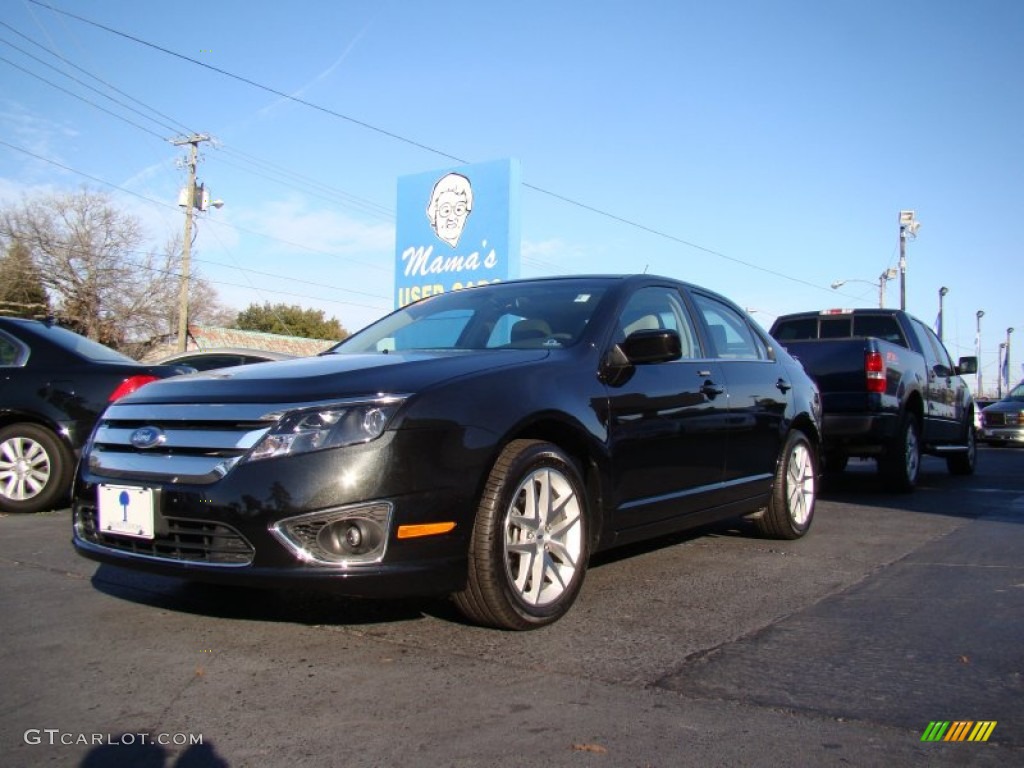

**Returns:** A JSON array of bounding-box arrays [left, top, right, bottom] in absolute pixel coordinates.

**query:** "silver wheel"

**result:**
[[755, 429, 816, 540], [0, 434, 52, 502], [903, 423, 920, 483], [503, 466, 584, 607], [454, 440, 590, 629], [784, 441, 816, 526], [0, 424, 73, 513]]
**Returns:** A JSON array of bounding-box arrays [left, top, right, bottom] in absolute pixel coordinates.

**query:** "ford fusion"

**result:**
[[72, 275, 821, 629]]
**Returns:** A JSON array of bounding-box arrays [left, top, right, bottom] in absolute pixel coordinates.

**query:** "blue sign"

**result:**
[[394, 158, 521, 308]]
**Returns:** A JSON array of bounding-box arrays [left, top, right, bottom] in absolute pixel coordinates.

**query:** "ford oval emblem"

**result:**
[[130, 426, 166, 450]]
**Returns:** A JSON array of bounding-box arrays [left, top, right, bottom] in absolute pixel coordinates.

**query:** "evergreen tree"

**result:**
[[0, 239, 49, 318]]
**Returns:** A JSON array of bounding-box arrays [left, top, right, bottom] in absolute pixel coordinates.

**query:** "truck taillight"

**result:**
[[109, 375, 159, 402], [865, 351, 886, 393]]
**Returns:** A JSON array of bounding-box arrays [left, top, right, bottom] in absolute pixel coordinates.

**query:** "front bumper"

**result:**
[[71, 425, 486, 598], [980, 427, 1024, 445]]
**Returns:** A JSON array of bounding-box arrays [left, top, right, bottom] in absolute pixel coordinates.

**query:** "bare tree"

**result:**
[[0, 187, 229, 353]]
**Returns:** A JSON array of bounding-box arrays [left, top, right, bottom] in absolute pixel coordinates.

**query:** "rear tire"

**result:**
[[880, 414, 920, 493], [0, 423, 74, 513], [947, 418, 977, 476], [754, 429, 817, 540], [453, 440, 589, 630]]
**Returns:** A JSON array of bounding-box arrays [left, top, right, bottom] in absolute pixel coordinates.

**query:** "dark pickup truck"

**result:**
[[769, 308, 977, 491]]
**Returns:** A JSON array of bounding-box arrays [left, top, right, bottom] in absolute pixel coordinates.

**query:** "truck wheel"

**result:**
[[881, 414, 920, 492], [754, 429, 817, 540], [947, 420, 977, 476], [453, 440, 589, 630], [0, 423, 74, 514]]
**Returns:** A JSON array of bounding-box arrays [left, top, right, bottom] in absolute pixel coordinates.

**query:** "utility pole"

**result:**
[[898, 211, 920, 312], [172, 134, 210, 352]]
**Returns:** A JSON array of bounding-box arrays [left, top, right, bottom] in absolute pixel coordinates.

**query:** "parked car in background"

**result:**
[[769, 308, 977, 491], [0, 317, 193, 513], [979, 382, 1024, 445], [156, 348, 295, 371], [973, 397, 998, 432], [73, 275, 822, 630]]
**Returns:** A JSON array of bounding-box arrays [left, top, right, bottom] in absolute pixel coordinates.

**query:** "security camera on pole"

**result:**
[[898, 210, 920, 311]]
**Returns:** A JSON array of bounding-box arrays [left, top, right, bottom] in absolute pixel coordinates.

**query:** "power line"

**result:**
[[0, 29, 185, 136], [24, 0, 841, 296], [0, 140, 393, 310], [0, 53, 169, 141]]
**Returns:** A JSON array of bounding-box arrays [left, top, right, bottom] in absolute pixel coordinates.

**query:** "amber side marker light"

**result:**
[[396, 522, 456, 539]]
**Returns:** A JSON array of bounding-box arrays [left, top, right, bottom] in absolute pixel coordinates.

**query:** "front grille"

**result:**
[[86, 402, 280, 484], [984, 412, 1015, 427], [76, 505, 254, 565]]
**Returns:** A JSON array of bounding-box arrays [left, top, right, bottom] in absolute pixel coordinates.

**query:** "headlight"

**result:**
[[246, 397, 405, 463]]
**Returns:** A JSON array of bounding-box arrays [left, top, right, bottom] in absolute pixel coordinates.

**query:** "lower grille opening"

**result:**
[[76, 505, 254, 565]]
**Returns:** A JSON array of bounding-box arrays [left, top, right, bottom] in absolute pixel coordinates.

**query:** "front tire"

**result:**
[[453, 440, 589, 630], [0, 423, 74, 513], [754, 429, 817, 540]]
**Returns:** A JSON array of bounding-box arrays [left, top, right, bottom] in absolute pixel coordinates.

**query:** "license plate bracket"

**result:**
[[97, 485, 156, 539]]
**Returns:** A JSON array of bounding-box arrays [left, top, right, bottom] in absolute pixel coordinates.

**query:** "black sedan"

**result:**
[[0, 318, 192, 513], [72, 276, 822, 629]]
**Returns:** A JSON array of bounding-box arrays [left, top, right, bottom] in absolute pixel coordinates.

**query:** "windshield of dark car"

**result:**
[[331, 281, 610, 354], [1007, 382, 1024, 400]]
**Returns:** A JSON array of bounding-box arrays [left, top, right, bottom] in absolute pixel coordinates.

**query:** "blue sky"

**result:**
[[1, 0, 1022, 393]]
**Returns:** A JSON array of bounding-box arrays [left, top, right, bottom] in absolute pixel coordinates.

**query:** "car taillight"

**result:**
[[109, 375, 160, 402], [866, 351, 886, 393]]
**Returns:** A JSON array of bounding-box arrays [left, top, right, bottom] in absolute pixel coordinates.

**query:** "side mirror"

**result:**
[[621, 329, 682, 365], [956, 356, 978, 375]]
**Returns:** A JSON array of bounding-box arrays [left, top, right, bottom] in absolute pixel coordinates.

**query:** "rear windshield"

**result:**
[[772, 315, 907, 347]]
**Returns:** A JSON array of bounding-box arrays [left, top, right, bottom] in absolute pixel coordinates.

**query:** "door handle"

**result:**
[[700, 380, 725, 398], [776, 378, 791, 393]]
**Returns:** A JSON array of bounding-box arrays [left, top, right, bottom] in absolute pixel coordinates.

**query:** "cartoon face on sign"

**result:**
[[426, 172, 473, 248]]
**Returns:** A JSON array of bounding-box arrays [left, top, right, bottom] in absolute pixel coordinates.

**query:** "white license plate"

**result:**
[[97, 485, 156, 539]]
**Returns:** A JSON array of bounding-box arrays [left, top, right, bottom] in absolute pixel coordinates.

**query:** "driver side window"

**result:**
[[617, 287, 699, 359]]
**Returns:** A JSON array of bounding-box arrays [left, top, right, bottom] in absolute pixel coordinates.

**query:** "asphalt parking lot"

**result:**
[[2, 449, 1022, 767]]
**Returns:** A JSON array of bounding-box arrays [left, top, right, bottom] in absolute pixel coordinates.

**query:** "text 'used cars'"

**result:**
[[72, 276, 822, 629]]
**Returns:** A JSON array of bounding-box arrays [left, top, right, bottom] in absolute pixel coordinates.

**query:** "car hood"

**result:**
[[982, 398, 1024, 413], [121, 349, 551, 404]]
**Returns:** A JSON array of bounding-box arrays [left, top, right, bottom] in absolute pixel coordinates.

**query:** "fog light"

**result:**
[[317, 519, 382, 557], [271, 502, 392, 566]]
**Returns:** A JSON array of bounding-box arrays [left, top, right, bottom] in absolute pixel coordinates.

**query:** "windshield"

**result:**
[[1007, 382, 1024, 400], [330, 280, 610, 354]]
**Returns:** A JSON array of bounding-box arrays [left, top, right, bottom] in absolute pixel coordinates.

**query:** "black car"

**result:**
[[72, 276, 822, 629], [0, 317, 192, 513]]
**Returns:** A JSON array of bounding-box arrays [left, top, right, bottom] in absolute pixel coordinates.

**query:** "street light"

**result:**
[[830, 269, 897, 308], [976, 310, 985, 397], [899, 210, 920, 311], [998, 343, 1006, 398], [1007, 327, 1015, 392], [938, 287, 948, 342]]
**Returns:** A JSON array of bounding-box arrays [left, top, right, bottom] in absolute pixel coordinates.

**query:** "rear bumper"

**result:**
[[821, 412, 898, 455]]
